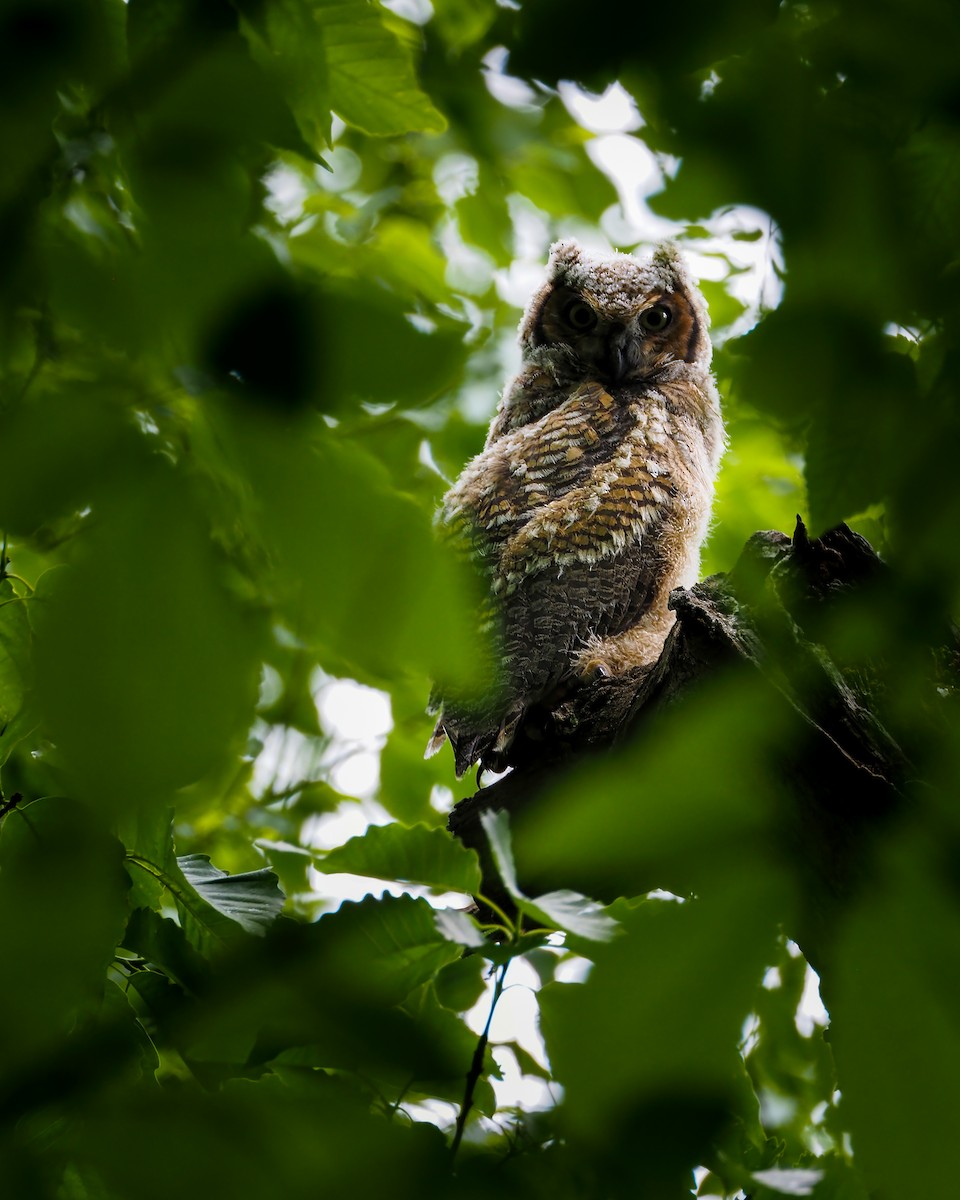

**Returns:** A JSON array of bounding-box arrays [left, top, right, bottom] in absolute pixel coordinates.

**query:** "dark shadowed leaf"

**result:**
[[177, 854, 285, 937], [0, 797, 129, 1080], [830, 830, 960, 1197], [539, 865, 785, 1144], [32, 461, 265, 810], [434, 954, 487, 1011]]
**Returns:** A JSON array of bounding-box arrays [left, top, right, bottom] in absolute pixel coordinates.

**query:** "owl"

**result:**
[[427, 240, 725, 778]]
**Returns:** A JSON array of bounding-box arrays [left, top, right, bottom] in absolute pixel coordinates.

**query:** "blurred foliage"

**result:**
[[0, 0, 958, 1196]]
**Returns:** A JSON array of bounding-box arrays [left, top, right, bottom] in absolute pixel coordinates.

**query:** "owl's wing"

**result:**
[[429, 382, 680, 775]]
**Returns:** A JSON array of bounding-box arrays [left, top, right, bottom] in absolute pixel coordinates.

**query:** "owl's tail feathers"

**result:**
[[424, 705, 523, 779], [424, 713, 485, 779], [424, 720, 448, 760]]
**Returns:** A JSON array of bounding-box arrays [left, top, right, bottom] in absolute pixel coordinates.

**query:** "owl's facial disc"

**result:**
[[534, 282, 705, 383]]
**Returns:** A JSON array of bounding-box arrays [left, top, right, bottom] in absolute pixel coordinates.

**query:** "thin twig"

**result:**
[[450, 960, 508, 1162], [0, 792, 22, 825]]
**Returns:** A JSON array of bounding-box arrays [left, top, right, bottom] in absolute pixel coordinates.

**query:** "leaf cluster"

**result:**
[[0, 0, 958, 1197]]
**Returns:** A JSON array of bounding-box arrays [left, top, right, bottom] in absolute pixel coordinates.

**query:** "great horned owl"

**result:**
[[427, 240, 725, 778]]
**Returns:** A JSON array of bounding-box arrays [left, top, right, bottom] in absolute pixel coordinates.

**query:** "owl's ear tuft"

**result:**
[[650, 241, 691, 292], [548, 240, 584, 278]]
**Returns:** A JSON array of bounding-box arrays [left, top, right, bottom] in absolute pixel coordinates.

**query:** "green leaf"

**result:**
[[401, 981, 495, 1104], [0, 577, 34, 766], [480, 808, 522, 896], [0, 797, 129, 1079], [61, 1076, 451, 1200], [100, 978, 161, 1083], [255, 838, 316, 898], [216, 408, 479, 685], [315, 894, 463, 1006], [124, 847, 284, 957], [518, 889, 619, 943], [433, 905, 486, 949], [480, 810, 618, 942], [316, 821, 482, 894], [538, 866, 785, 1145], [117, 806, 173, 911], [513, 674, 785, 902], [177, 854, 285, 938], [32, 460, 266, 810], [830, 832, 960, 1197], [244, 0, 445, 148], [434, 954, 487, 1011], [431, 0, 497, 52], [121, 907, 208, 993]]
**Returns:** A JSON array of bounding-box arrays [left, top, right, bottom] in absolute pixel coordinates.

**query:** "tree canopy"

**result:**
[[1, 0, 959, 1197]]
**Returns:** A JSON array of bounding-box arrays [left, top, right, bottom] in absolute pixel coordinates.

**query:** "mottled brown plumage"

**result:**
[[427, 240, 725, 777]]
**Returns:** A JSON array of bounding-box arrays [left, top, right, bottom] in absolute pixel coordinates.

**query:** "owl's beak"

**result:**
[[605, 341, 627, 383]]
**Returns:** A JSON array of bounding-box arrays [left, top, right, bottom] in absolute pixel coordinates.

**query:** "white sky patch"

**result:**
[[558, 81, 644, 133], [439, 216, 497, 295], [309, 675, 393, 798], [306, 868, 473, 914], [430, 784, 455, 813], [760, 1089, 798, 1129], [301, 798, 388, 850], [495, 256, 548, 310], [314, 676, 393, 741], [490, 1045, 555, 1111], [326, 749, 381, 797], [589, 134, 666, 209], [482, 46, 541, 109], [263, 162, 309, 224], [381, 0, 433, 22], [796, 963, 830, 1036], [251, 724, 327, 799], [315, 144, 362, 193], [434, 152, 479, 205], [553, 954, 593, 984], [466, 956, 550, 1073], [741, 1012, 761, 1057]]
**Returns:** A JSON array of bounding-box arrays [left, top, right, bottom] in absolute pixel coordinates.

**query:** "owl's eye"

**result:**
[[639, 304, 672, 332], [563, 299, 598, 332]]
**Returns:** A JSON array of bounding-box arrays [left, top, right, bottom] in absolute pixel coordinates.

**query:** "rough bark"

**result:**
[[447, 519, 949, 971]]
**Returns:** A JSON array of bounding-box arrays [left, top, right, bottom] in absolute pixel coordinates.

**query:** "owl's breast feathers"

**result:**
[[431, 377, 715, 776]]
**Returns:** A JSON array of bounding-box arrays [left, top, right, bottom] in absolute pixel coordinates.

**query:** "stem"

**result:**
[[474, 891, 514, 929], [4, 574, 35, 593], [450, 960, 508, 1162]]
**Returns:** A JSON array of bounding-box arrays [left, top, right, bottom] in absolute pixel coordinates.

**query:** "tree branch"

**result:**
[[448, 520, 951, 972]]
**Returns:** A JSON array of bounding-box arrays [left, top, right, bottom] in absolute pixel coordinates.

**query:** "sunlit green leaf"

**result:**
[[480, 808, 521, 897], [244, 0, 445, 147], [433, 905, 486, 949], [520, 889, 618, 943], [317, 820, 482, 894]]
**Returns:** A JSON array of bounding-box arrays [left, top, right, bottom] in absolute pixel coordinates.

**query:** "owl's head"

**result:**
[[519, 241, 711, 384]]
